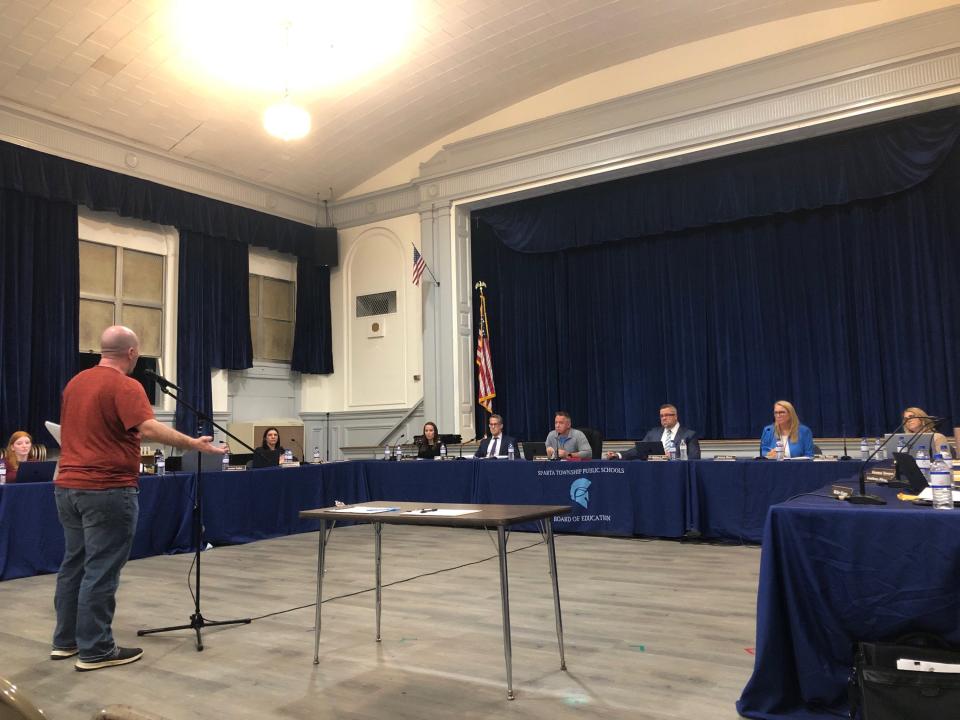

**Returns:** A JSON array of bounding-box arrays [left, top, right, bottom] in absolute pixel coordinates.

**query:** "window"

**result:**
[[79, 239, 165, 401], [249, 274, 295, 362]]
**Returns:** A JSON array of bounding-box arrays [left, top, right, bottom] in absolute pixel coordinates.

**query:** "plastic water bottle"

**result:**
[[220, 441, 229, 470], [679, 439, 688, 461], [939, 444, 952, 465], [775, 439, 784, 461], [916, 445, 930, 483], [0, 457, 6, 484], [155, 448, 165, 476], [665, 438, 676, 461], [312, 446, 321, 463], [896, 436, 906, 455], [930, 454, 953, 510], [284, 448, 293, 463], [395, 442, 402, 460], [439, 442, 447, 459], [874, 438, 884, 461], [383, 444, 391, 461], [859, 438, 869, 461], [507, 443, 515, 461]]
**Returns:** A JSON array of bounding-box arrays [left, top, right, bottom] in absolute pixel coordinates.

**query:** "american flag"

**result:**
[[475, 284, 495, 413], [412, 245, 426, 286]]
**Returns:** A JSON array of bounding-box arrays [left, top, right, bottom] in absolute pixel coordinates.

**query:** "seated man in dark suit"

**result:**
[[475, 414, 516, 458], [607, 404, 702, 460]]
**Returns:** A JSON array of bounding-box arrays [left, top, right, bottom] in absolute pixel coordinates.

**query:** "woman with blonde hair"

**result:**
[[3, 430, 34, 482], [760, 400, 814, 458], [902, 407, 954, 459]]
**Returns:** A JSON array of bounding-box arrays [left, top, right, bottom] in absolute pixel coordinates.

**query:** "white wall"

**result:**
[[300, 213, 423, 414]]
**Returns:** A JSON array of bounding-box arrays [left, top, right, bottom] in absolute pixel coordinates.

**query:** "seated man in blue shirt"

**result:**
[[545, 411, 592, 459]]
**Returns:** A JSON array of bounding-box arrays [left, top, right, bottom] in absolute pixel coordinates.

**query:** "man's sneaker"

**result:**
[[50, 647, 79, 660], [75, 647, 143, 672]]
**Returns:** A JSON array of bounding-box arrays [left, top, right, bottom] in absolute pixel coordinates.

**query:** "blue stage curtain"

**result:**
[[0, 189, 78, 443], [471, 110, 960, 441], [0, 140, 337, 267], [475, 107, 960, 254], [290, 262, 333, 374], [175, 230, 252, 436]]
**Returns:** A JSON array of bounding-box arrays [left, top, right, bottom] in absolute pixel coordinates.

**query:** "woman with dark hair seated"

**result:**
[[3, 430, 34, 482], [417, 422, 442, 459], [252, 427, 285, 468]]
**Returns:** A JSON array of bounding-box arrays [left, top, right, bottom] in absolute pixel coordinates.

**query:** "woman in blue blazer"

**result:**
[[760, 400, 815, 458]]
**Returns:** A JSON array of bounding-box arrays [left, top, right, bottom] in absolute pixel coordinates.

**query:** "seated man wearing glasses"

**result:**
[[607, 404, 701, 460]]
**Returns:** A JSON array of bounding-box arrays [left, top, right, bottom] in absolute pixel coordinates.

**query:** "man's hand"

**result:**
[[605, 451, 620, 460], [193, 435, 227, 454], [557, 448, 569, 458]]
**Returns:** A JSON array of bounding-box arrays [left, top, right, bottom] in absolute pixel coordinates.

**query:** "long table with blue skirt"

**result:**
[[737, 485, 960, 719], [0, 458, 865, 581]]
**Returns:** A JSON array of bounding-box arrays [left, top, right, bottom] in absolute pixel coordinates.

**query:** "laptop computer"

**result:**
[[13, 460, 57, 483], [179, 452, 229, 473], [633, 441, 665, 460], [521, 441, 547, 460]]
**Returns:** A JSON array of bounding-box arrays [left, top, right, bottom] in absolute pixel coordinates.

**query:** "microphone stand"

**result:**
[[839, 423, 851, 461], [137, 379, 257, 651], [845, 419, 910, 505], [289, 437, 307, 463]]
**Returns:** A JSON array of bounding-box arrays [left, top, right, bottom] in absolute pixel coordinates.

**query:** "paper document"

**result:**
[[401, 508, 480, 516], [330, 506, 399, 514]]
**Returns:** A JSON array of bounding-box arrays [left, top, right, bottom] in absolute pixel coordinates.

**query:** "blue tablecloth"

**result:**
[[0, 459, 898, 581], [0, 472, 194, 580], [686, 460, 864, 543], [737, 486, 960, 719]]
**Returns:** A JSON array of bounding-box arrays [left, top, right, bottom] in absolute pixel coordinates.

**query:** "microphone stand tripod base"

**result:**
[[844, 494, 886, 505], [138, 613, 251, 652]]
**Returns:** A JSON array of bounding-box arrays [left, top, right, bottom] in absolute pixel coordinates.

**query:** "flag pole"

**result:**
[[412, 241, 440, 286], [474, 280, 496, 419]]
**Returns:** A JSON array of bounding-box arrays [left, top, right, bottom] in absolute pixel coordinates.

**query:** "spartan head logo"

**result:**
[[569, 477, 591, 509]]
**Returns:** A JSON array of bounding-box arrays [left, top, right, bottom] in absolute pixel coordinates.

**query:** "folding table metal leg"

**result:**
[[313, 519, 328, 664], [496, 525, 514, 699], [374, 522, 382, 641], [545, 518, 566, 670]]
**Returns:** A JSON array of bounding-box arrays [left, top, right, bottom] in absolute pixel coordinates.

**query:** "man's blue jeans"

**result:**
[[53, 486, 139, 661]]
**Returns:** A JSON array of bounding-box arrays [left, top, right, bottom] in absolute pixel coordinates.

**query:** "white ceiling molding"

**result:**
[[330, 8, 960, 227], [0, 101, 317, 226], [0, 7, 958, 232]]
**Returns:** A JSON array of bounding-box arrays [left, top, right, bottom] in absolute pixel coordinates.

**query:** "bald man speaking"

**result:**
[[51, 325, 225, 671]]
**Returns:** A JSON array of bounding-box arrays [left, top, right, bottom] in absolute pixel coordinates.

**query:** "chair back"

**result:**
[[577, 428, 604, 459], [0, 676, 47, 720], [28, 443, 46, 461]]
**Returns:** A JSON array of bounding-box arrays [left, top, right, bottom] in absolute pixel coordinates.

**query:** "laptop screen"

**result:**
[[521, 441, 546, 460]]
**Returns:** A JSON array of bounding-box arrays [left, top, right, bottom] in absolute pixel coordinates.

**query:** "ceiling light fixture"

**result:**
[[263, 92, 311, 141], [262, 20, 311, 141]]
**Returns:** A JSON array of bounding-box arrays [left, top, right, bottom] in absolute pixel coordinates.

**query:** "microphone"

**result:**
[[289, 437, 306, 463], [394, 433, 406, 461], [840, 423, 851, 461], [845, 418, 913, 505], [144, 369, 181, 392]]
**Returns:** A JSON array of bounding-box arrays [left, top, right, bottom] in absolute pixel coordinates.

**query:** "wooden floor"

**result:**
[[0, 526, 761, 719]]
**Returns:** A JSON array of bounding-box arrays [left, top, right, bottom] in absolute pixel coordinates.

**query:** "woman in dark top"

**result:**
[[417, 422, 442, 459], [253, 427, 285, 468], [3, 430, 33, 482]]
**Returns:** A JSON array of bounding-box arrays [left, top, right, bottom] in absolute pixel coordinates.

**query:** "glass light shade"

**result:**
[[263, 100, 311, 141]]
